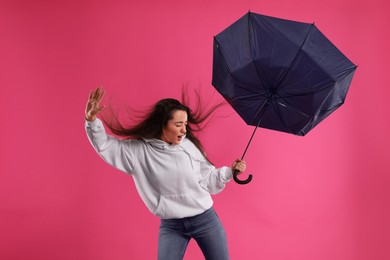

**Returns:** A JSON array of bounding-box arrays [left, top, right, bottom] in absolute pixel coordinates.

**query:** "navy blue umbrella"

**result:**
[[212, 12, 357, 184]]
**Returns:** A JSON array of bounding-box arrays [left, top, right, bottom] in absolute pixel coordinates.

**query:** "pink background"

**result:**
[[1, 0, 389, 259]]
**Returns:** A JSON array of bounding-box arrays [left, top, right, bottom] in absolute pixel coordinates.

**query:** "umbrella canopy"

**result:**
[[212, 12, 357, 184]]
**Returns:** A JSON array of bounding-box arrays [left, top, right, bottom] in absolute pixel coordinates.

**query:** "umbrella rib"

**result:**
[[248, 12, 270, 96], [213, 36, 233, 79], [270, 100, 296, 133], [214, 36, 267, 99], [279, 66, 356, 99], [233, 79, 268, 98], [273, 23, 315, 91]]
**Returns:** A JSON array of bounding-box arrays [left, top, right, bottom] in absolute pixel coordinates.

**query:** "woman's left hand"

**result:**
[[231, 159, 246, 174]]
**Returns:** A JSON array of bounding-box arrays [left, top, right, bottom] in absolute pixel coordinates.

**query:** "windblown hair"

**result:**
[[101, 88, 225, 163]]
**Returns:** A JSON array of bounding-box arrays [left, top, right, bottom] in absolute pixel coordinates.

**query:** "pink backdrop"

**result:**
[[1, 0, 389, 259]]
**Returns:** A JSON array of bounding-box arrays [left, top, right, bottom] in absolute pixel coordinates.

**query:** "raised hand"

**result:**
[[85, 86, 105, 121]]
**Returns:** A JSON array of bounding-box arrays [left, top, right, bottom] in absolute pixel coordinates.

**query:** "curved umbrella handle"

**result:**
[[233, 169, 253, 185]]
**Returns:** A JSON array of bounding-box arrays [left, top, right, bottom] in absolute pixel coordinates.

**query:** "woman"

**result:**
[[85, 86, 246, 260]]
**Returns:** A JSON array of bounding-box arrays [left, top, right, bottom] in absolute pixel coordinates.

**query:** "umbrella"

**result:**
[[212, 12, 357, 184]]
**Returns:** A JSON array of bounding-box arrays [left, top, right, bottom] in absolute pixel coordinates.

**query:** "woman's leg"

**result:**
[[158, 219, 190, 260], [191, 208, 230, 260]]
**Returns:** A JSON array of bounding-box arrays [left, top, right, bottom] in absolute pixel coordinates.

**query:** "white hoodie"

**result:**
[[85, 118, 232, 219]]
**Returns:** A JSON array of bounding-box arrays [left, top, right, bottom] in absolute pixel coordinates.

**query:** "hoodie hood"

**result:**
[[142, 136, 185, 151], [142, 137, 207, 168]]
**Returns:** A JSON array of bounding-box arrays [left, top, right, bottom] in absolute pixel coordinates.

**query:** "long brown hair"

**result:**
[[101, 88, 225, 162]]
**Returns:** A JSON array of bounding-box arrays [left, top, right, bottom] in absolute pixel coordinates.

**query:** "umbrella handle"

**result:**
[[233, 169, 253, 185]]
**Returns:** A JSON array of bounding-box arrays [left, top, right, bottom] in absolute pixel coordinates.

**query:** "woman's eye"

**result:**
[[174, 122, 187, 127]]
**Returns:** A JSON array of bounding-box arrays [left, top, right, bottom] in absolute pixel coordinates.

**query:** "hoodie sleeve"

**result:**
[[85, 118, 135, 174], [198, 161, 233, 194]]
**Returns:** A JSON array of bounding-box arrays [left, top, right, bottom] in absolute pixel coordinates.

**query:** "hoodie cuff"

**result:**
[[85, 117, 100, 126], [221, 166, 233, 182]]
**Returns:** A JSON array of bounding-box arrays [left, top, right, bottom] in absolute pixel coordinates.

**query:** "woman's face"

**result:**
[[161, 110, 188, 144]]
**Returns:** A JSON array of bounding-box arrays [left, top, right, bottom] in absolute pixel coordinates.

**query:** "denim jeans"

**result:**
[[158, 208, 229, 260]]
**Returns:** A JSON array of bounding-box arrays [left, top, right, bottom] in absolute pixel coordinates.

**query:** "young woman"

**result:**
[[85, 86, 246, 260]]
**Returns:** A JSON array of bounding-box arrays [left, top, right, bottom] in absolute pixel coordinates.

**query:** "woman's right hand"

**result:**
[[85, 86, 105, 122]]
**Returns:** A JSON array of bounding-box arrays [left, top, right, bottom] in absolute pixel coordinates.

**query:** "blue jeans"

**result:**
[[158, 208, 229, 260]]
